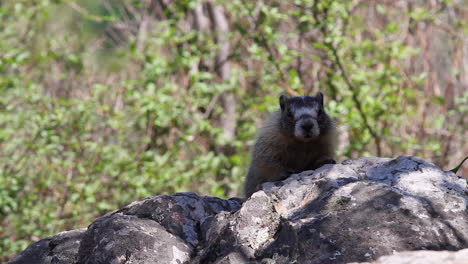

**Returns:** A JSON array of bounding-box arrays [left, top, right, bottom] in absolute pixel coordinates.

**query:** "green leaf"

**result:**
[[450, 157, 468, 174]]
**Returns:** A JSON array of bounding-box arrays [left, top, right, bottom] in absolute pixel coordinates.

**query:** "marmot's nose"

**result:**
[[301, 122, 313, 132]]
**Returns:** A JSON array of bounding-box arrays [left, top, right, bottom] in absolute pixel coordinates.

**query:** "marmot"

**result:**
[[244, 92, 337, 197]]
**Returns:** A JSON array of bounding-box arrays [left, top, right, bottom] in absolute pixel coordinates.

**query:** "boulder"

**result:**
[[351, 248, 468, 264], [8, 156, 468, 264], [7, 229, 85, 264]]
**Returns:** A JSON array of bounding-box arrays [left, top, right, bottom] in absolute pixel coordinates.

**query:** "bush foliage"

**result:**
[[1, 0, 467, 260]]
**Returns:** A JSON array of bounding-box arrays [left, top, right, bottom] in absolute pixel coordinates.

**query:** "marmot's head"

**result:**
[[279, 92, 333, 142]]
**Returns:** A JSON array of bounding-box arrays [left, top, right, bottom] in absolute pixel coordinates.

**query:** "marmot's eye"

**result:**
[[317, 108, 323, 116], [287, 110, 294, 118]]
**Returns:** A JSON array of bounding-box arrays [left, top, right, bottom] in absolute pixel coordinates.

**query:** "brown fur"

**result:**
[[244, 96, 337, 197]]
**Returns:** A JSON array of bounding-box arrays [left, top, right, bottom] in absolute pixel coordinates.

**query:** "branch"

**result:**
[[66, 2, 105, 22], [312, 3, 382, 155], [239, 0, 299, 96], [328, 42, 382, 156]]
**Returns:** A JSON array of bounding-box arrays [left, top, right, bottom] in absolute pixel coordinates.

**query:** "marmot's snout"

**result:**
[[295, 117, 319, 141]]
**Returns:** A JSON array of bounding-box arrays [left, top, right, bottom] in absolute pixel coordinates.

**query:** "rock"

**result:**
[[8, 156, 468, 264], [10, 193, 242, 264], [78, 193, 243, 264], [7, 229, 85, 264], [350, 248, 468, 264]]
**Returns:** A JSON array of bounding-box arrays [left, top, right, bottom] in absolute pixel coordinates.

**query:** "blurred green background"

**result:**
[[1, 0, 467, 261]]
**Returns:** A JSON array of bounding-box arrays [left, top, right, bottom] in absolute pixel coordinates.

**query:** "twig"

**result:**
[[66, 2, 105, 22], [239, 0, 298, 96], [312, 2, 383, 155]]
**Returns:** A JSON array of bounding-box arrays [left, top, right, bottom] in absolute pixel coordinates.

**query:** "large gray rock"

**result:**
[[7, 229, 85, 264], [10, 193, 243, 264], [351, 248, 468, 264], [8, 156, 468, 264]]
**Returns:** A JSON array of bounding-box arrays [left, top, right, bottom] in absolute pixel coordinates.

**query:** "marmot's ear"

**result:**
[[279, 94, 289, 111], [316, 91, 324, 105]]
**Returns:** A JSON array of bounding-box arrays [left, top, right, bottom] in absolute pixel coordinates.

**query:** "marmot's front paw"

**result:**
[[286, 169, 300, 175], [321, 159, 336, 165], [314, 158, 336, 168]]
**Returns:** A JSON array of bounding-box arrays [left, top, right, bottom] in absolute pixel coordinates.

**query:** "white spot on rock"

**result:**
[[171, 245, 190, 264]]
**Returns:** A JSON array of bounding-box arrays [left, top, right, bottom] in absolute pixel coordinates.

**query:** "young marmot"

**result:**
[[244, 92, 337, 197]]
